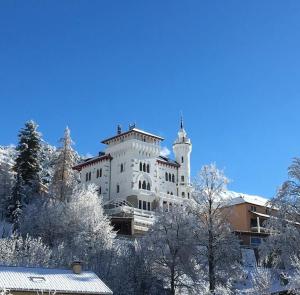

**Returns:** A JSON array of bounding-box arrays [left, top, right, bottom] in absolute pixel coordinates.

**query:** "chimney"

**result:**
[[71, 261, 82, 274], [117, 124, 122, 134]]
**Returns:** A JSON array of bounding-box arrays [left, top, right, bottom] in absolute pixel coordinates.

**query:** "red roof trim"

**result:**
[[157, 159, 180, 168], [101, 129, 164, 144], [73, 154, 112, 171]]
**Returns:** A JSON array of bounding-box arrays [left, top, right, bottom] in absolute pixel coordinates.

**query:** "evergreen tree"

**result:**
[[0, 161, 14, 220], [49, 127, 78, 201], [8, 121, 42, 229]]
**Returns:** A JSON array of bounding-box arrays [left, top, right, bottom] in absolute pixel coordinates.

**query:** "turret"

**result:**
[[173, 117, 192, 198]]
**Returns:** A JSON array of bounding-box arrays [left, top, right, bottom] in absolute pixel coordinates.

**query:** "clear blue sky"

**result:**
[[1, 1, 300, 198]]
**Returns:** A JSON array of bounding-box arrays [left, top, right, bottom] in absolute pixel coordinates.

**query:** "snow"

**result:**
[[222, 190, 270, 207], [0, 265, 113, 294], [241, 248, 257, 268]]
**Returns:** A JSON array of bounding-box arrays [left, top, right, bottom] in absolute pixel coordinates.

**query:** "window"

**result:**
[[165, 172, 168, 181], [250, 205, 257, 212], [167, 191, 169, 194], [98, 186, 102, 195], [181, 156, 184, 163], [142, 181, 146, 190], [120, 163, 124, 172], [147, 164, 150, 173], [172, 174, 175, 183], [171, 192, 173, 195], [140, 162, 142, 171], [147, 202, 151, 211], [143, 163, 146, 172], [139, 181, 141, 189], [250, 237, 261, 246], [96, 169, 99, 178], [147, 183, 150, 191], [143, 201, 147, 210], [168, 173, 171, 182], [117, 185, 120, 193], [187, 192, 190, 199], [100, 168, 102, 177], [89, 172, 91, 181], [139, 200, 142, 209], [182, 192, 185, 197]]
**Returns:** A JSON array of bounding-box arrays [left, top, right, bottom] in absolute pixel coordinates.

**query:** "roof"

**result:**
[[223, 191, 270, 207], [157, 156, 180, 167], [101, 128, 164, 144], [0, 265, 113, 295], [73, 154, 112, 171]]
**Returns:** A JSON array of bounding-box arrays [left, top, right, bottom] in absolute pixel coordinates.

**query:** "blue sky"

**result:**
[[1, 1, 300, 198]]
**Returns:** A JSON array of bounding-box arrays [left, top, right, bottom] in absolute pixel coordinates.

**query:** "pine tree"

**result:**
[[0, 161, 14, 220], [49, 127, 77, 201], [8, 121, 42, 229]]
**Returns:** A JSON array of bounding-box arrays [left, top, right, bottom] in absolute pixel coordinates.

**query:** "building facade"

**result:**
[[73, 121, 192, 235]]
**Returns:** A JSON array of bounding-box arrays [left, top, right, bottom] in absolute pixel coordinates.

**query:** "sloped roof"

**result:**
[[157, 156, 180, 167], [0, 265, 113, 294], [223, 191, 270, 207], [101, 128, 164, 144]]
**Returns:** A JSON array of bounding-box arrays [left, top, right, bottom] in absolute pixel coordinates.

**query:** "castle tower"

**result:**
[[173, 117, 192, 198]]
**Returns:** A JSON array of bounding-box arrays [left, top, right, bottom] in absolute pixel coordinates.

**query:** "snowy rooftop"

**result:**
[[223, 191, 270, 207], [0, 265, 113, 294]]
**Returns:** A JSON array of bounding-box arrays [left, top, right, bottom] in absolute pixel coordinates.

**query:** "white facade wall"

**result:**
[[76, 126, 192, 211]]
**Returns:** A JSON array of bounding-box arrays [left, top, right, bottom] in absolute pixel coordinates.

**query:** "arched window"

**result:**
[[96, 169, 99, 178], [182, 192, 185, 197], [172, 174, 175, 183], [100, 168, 102, 177], [117, 185, 120, 193], [168, 173, 171, 182], [140, 162, 142, 171], [147, 164, 150, 173], [120, 163, 124, 172], [139, 181, 141, 189], [181, 175, 184, 182], [88, 172, 91, 181], [98, 186, 102, 195], [143, 163, 146, 172], [165, 172, 168, 181], [181, 156, 184, 163], [147, 183, 150, 191], [142, 181, 146, 190]]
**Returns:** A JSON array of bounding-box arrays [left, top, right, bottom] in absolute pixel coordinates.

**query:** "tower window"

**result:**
[[142, 181, 146, 190], [140, 162, 142, 171], [143, 201, 147, 210], [181, 156, 184, 163], [165, 172, 168, 181], [181, 175, 184, 182], [168, 173, 171, 182], [85, 173, 88, 182], [143, 163, 146, 172], [147, 183, 150, 191], [139, 181, 141, 189], [117, 185, 120, 193], [172, 174, 175, 183], [139, 200, 142, 209], [98, 186, 102, 195], [96, 169, 99, 178], [182, 192, 185, 197], [100, 168, 102, 177], [120, 163, 124, 173], [147, 164, 150, 173]]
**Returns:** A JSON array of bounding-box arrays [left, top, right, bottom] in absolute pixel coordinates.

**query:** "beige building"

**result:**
[[224, 192, 273, 247]]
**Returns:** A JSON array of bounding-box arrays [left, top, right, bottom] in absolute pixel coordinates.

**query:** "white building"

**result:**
[[73, 120, 192, 235]]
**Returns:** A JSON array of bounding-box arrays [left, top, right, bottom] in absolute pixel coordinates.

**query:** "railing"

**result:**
[[251, 226, 268, 233]]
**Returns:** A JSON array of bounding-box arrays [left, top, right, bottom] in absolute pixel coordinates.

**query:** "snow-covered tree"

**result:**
[[0, 234, 54, 267], [260, 157, 300, 269], [190, 164, 241, 293], [49, 127, 78, 201], [0, 159, 14, 220], [21, 184, 116, 270], [248, 267, 273, 295], [142, 205, 198, 295]]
